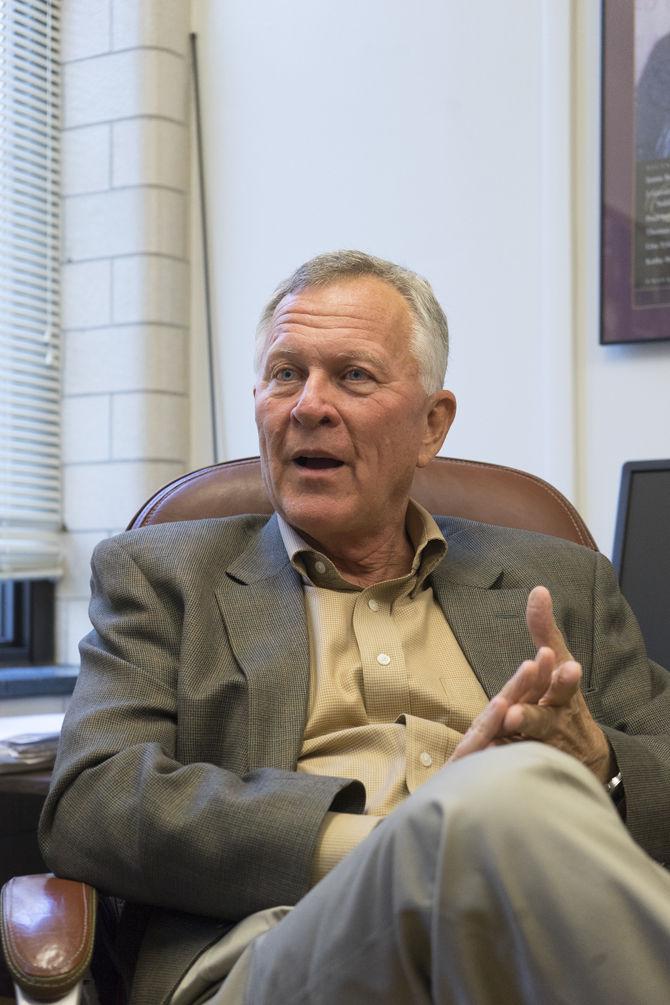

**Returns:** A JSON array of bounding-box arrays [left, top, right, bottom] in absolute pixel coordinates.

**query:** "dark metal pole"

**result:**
[[190, 32, 220, 463]]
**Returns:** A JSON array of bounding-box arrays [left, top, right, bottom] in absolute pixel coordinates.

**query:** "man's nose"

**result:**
[[290, 374, 337, 428]]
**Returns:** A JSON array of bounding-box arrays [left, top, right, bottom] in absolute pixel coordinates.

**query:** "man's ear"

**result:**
[[417, 390, 457, 468]]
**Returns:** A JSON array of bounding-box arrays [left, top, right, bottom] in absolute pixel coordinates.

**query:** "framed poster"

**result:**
[[601, 0, 670, 344]]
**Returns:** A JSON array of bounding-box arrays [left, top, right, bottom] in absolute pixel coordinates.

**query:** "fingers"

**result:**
[[502, 660, 582, 736], [525, 586, 573, 665], [450, 647, 564, 762], [449, 635, 582, 765], [503, 701, 553, 739], [500, 647, 556, 705], [449, 695, 508, 761], [538, 659, 582, 707]]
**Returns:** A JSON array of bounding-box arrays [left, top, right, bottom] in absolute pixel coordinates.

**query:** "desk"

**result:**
[[0, 770, 50, 887], [0, 713, 62, 884], [0, 772, 52, 997], [0, 770, 51, 797]]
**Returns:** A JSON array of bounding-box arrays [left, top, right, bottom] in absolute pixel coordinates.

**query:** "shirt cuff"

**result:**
[[310, 811, 382, 885]]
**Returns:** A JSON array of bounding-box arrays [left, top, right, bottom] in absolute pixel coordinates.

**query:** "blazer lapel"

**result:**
[[432, 524, 534, 699], [215, 516, 311, 772], [215, 515, 537, 766]]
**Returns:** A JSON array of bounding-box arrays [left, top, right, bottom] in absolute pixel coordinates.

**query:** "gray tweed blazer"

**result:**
[[39, 514, 670, 1004]]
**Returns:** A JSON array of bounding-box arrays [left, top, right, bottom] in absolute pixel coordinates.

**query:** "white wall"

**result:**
[[189, 1, 574, 486], [190, 0, 670, 557]]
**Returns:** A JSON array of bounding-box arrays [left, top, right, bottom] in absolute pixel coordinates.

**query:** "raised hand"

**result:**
[[450, 587, 615, 782], [449, 645, 557, 763]]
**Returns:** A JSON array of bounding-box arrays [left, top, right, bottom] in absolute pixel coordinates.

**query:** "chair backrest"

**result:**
[[128, 455, 597, 550]]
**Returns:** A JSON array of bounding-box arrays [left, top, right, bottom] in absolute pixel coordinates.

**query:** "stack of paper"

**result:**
[[0, 713, 64, 774]]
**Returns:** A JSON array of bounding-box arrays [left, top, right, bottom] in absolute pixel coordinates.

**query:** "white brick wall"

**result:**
[[112, 256, 189, 325], [112, 119, 188, 190], [64, 187, 186, 260], [58, 0, 190, 664], [112, 0, 188, 53], [62, 395, 112, 463], [62, 124, 111, 195], [111, 392, 188, 460], [63, 50, 186, 127], [62, 260, 113, 328], [61, 0, 111, 61], [63, 327, 187, 395]]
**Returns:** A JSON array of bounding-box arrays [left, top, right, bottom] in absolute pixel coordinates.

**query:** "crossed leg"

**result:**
[[237, 743, 670, 1004]]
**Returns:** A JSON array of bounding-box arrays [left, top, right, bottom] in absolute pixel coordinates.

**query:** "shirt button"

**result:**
[[368, 598, 380, 611], [376, 653, 391, 666], [314, 560, 326, 574], [420, 752, 433, 768]]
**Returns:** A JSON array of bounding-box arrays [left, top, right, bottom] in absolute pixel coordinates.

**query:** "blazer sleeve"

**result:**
[[39, 535, 364, 921], [586, 550, 670, 866]]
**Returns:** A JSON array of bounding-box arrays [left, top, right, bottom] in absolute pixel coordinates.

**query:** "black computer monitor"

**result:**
[[612, 459, 670, 670]]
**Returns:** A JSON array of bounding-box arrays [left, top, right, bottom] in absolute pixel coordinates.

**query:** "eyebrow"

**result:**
[[263, 346, 389, 373], [332, 349, 388, 372], [264, 347, 301, 359]]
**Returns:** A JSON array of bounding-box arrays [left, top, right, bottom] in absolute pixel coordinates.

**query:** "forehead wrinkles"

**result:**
[[271, 278, 413, 336], [271, 301, 390, 336]]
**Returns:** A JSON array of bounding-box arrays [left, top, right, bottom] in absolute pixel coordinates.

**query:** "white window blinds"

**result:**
[[0, 0, 61, 580]]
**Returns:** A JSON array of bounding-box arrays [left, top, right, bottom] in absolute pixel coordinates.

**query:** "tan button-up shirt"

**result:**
[[278, 502, 489, 878]]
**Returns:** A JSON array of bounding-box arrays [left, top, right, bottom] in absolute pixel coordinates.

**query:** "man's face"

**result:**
[[254, 275, 455, 546]]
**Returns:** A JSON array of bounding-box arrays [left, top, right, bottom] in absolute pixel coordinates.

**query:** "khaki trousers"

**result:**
[[207, 743, 670, 1004]]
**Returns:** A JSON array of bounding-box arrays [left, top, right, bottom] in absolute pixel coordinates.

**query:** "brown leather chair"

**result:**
[[0, 455, 596, 1003], [127, 455, 596, 547]]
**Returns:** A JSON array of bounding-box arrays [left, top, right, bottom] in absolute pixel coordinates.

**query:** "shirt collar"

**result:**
[[276, 499, 447, 596]]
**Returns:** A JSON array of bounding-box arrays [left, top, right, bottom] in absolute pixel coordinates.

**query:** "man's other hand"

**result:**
[[450, 587, 615, 782]]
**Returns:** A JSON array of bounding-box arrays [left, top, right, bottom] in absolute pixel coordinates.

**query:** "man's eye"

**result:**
[[274, 367, 297, 381], [344, 368, 369, 382]]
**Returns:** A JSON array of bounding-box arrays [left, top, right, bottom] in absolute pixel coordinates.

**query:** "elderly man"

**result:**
[[41, 252, 670, 1004]]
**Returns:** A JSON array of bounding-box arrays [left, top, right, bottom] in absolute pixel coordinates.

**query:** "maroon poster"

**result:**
[[602, 0, 670, 343]]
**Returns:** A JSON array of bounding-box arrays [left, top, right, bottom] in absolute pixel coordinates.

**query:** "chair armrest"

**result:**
[[1, 875, 96, 1003]]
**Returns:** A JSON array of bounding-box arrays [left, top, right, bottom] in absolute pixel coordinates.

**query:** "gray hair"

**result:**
[[255, 250, 449, 393]]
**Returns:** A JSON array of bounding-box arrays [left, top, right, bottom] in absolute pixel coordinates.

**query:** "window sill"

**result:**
[[0, 666, 78, 699]]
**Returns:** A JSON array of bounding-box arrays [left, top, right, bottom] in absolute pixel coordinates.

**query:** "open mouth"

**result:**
[[294, 456, 344, 470]]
